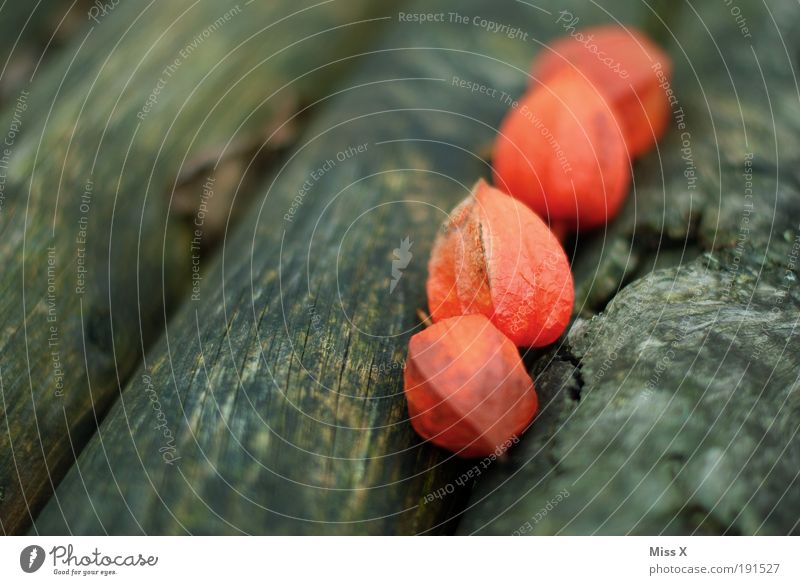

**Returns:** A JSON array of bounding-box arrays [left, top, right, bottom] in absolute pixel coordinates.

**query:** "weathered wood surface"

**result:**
[[0, 0, 398, 534], [458, 0, 800, 534], [31, 0, 665, 535], [0, 0, 85, 105]]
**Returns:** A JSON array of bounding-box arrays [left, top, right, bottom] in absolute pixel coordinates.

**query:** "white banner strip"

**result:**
[[1, 536, 797, 583]]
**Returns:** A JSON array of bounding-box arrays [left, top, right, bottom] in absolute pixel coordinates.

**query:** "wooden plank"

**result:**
[[0, 0, 401, 535], [31, 0, 661, 535], [458, 0, 800, 535], [0, 0, 58, 83], [0, 1, 85, 105]]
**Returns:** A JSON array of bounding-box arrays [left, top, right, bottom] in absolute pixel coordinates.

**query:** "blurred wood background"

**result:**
[[1, 0, 798, 535]]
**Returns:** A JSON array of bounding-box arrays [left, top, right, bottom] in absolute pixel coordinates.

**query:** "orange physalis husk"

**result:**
[[493, 70, 630, 232], [532, 25, 673, 157], [404, 314, 538, 458], [427, 180, 574, 347]]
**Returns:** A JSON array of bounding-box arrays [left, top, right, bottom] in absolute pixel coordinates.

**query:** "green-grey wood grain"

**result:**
[[32, 0, 661, 535], [0, 0, 69, 103], [0, 0, 399, 534], [459, 0, 800, 535]]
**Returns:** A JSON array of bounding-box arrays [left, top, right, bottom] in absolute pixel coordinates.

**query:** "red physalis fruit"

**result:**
[[493, 70, 630, 232], [426, 196, 473, 323], [404, 314, 538, 458], [426, 180, 573, 347], [532, 25, 672, 157]]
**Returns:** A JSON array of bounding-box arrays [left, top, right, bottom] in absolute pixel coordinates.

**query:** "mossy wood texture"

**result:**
[[0, 0, 70, 103], [459, 0, 800, 535], [1, 0, 397, 535], [32, 0, 659, 535]]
